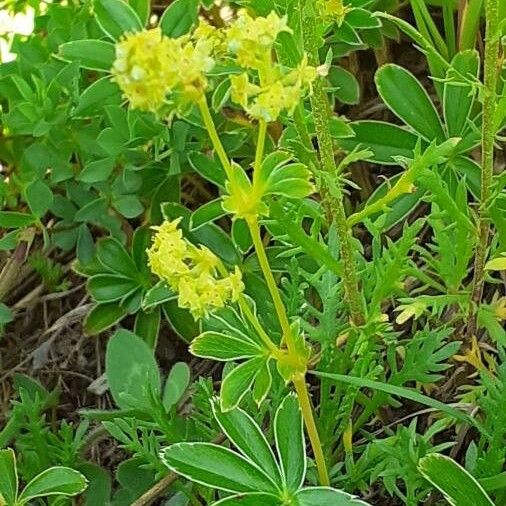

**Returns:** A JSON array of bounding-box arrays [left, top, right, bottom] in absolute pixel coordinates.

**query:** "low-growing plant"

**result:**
[[0, 0, 505, 504]]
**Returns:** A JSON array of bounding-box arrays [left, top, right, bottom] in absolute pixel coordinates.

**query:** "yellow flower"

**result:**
[[317, 0, 352, 25], [230, 73, 259, 108], [111, 28, 216, 112], [173, 36, 215, 104], [247, 81, 286, 121], [226, 10, 290, 69], [147, 219, 244, 319], [111, 28, 173, 112]]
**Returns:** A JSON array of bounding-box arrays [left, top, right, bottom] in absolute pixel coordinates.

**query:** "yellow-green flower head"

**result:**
[[226, 10, 290, 69], [111, 28, 217, 112], [172, 36, 216, 103], [193, 19, 225, 53], [285, 55, 318, 90], [317, 0, 352, 25], [147, 219, 189, 286], [111, 28, 174, 112], [147, 219, 244, 319], [230, 73, 260, 108]]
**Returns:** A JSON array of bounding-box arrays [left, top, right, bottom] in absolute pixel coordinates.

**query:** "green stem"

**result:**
[[253, 120, 267, 187], [247, 215, 295, 350], [301, 0, 365, 327], [467, 0, 499, 339], [198, 96, 233, 180], [293, 374, 330, 486]]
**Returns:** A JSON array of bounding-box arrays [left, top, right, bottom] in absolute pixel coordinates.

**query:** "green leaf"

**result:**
[[113, 194, 144, 218], [375, 64, 445, 141], [211, 401, 282, 484], [213, 493, 281, 505], [418, 454, 494, 506], [88, 275, 139, 302], [74, 77, 121, 117], [59, 40, 116, 71], [328, 66, 360, 105], [94, 0, 143, 40], [128, 0, 150, 25], [18, 467, 87, 503], [163, 362, 191, 410], [84, 303, 128, 335], [443, 50, 480, 137], [339, 121, 418, 165], [0, 448, 18, 505], [312, 371, 476, 426], [0, 211, 36, 228], [259, 152, 314, 199], [190, 198, 227, 230], [79, 463, 111, 506], [161, 442, 279, 494], [295, 487, 371, 505], [160, 0, 199, 37], [96, 237, 139, 278], [252, 359, 272, 406], [134, 308, 161, 349], [188, 151, 226, 188], [106, 329, 161, 410], [274, 394, 305, 492], [485, 257, 506, 271], [190, 331, 263, 361], [163, 299, 198, 343], [79, 157, 115, 183], [220, 357, 265, 411], [24, 180, 53, 217], [142, 281, 176, 310]]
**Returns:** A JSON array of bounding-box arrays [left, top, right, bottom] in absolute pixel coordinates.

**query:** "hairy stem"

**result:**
[[293, 374, 330, 486], [301, 0, 365, 326], [467, 0, 499, 338]]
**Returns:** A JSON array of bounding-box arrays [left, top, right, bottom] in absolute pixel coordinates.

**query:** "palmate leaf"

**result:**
[[190, 304, 274, 409], [162, 395, 372, 505], [257, 151, 314, 199]]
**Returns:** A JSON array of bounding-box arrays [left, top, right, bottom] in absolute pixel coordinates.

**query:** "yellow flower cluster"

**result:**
[[230, 56, 318, 122], [110, 11, 316, 120], [147, 219, 244, 319], [111, 25, 217, 112], [111, 28, 172, 112], [225, 10, 290, 70], [316, 0, 352, 25], [225, 12, 317, 122]]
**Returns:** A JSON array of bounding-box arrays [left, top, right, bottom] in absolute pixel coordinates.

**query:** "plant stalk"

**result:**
[[247, 215, 295, 350], [198, 97, 233, 180], [301, 0, 365, 326], [293, 374, 330, 486], [467, 0, 499, 339]]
